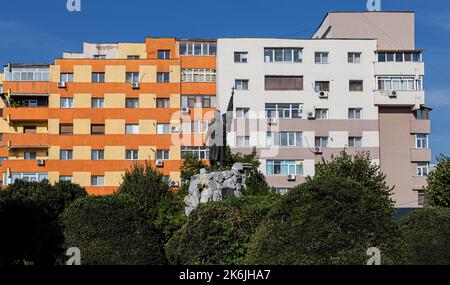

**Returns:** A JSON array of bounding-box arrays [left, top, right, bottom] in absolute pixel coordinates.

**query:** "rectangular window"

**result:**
[[127, 55, 140, 60], [266, 132, 302, 147], [264, 48, 302, 63], [265, 76, 303, 91], [91, 150, 104, 160], [157, 124, 170, 134], [236, 108, 250, 119], [93, 55, 106, 59], [24, 126, 37, 134], [348, 52, 361, 63], [349, 80, 364, 91], [377, 52, 422, 62], [181, 95, 216, 108], [348, 108, 362, 120], [91, 176, 105, 186], [234, 52, 248, 63], [157, 72, 170, 83], [91, 124, 105, 135], [125, 98, 139, 108], [314, 81, 330, 92], [156, 98, 170, 108], [417, 162, 429, 177], [266, 160, 303, 176], [181, 69, 216, 82], [377, 76, 423, 91], [418, 191, 425, 206], [181, 121, 208, 134], [24, 152, 37, 160], [91, 98, 104, 108], [126, 150, 139, 160], [60, 73, 74, 82], [59, 176, 73, 182], [125, 124, 139, 134], [179, 42, 216, 56], [265, 103, 302, 119], [156, 150, 170, 160], [4, 66, 50, 82], [60, 150, 73, 160], [236, 136, 250, 147], [60, 98, 74, 108], [157, 50, 171, 59], [235, 79, 249, 90], [60, 124, 73, 135], [315, 137, 328, 148], [126, 72, 139, 83], [416, 134, 429, 149], [348, 137, 362, 147], [181, 146, 209, 159], [315, 108, 329, 119], [23, 100, 38, 107], [92, 72, 105, 83], [315, 52, 329, 64]]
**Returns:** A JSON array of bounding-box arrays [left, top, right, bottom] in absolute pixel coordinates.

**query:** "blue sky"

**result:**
[[0, 0, 449, 160]]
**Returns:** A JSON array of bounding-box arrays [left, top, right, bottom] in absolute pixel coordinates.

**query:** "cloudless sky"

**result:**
[[0, 0, 449, 160]]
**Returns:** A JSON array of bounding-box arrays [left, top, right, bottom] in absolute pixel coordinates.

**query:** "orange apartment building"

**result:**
[[0, 38, 216, 194]]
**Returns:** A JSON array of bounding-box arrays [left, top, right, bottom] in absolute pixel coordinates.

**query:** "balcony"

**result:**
[[410, 148, 432, 162], [3, 107, 49, 122], [374, 90, 425, 109], [410, 119, 430, 134], [374, 62, 424, 76], [412, 176, 427, 190], [5, 134, 49, 149]]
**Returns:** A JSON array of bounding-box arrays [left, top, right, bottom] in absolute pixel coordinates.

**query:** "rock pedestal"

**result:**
[[184, 163, 244, 216]]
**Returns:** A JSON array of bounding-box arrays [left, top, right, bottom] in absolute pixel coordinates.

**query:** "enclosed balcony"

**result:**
[[374, 90, 425, 109]]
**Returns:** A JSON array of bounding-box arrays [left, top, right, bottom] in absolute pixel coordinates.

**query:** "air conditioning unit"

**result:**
[[57, 81, 67, 88], [131, 82, 140, 89], [36, 159, 46, 166], [181, 106, 190, 115], [156, 159, 164, 167], [389, 90, 397, 98], [319, 91, 329, 98], [171, 126, 180, 133], [170, 181, 180, 187], [307, 111, 315, 120], [268, 117, 277, 125], [313, 147, 323, 154], [287, 174, 296, 182]]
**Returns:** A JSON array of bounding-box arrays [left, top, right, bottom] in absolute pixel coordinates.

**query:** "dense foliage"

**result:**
[[400, 207, 450, 265], [426, 155, 450, 207]]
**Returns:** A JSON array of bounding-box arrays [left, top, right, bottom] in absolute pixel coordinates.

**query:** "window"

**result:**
[[181, 95, 216, 108], [274, 188, 290, 195], [91, 124, 105, 135], [236, 108, 250, 119], [315, 137, 328, 148], [416, 134, 429, 149], [156, 150, 170, 160], [91, 98, 104, 108], [181, 146, 209, 159], [348, 52, 361, 63], [314, 81, 330, 92], [93, 55, 106, 59], [10, 173, 48, 184], [236, 136, 250, 147], [157, 50, 171, 59], [157, 72, 170, 83], [179, 42, 217, 56], [60, 73, 74, 82], [349, 80, 363, 91], [157, 124, 170, 134], [91, 176, 105, 186], [24, 126, 37, 134], [266, 132, 302, 147], [234, 52, 248, 63], [235, 79, 249, 90], [315, 108, 329, 119], [377, 52, 422, 62], [126, 72, 139, 83], [92, 72, 105, 83], [24, 152, 37, 160], [417, 162, 429, 177], [4, 66, 50, 82], [348, 108, 362, 120], [315, 52, 329, 63], [377, 76, 423, 91], [156, 98, 170, 108], [348, 137, 362, 147], [265, 76, 303, 91], [266, 160, 303, 175], [126, 150, 139, 160], [59, 176, 73, 182], [126, 98, 139, 108], [60, 124, 73, 135], [181, 121, 208, 134], [23, 100, 38, 107], [264, 48, 302, 63], [60, 98, 74, 108], [416, 108, 430, 120], [181, 69, 216, 82], [418, 191, 425, 206], [265, 103, 302, 119], [60, 150, 73, 160], [91, 150, 104, 160], [127, 55, 140, 60], [125, 124, 139, 134]]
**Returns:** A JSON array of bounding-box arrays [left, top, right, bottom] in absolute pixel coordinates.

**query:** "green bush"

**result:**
[[426, 155, 450, 207], [165, 194, 280, 265], [400, 207, 450, 265]]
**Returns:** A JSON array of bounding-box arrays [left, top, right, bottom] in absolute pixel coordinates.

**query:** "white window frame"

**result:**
[[348, 108, 363, 120], [126, 72, 140, 83], [348, 52, 362, 63], [266, 160, 303, 176], [125, 124, 139, 134], [266, 132, 303, 147], [265, 103, 303, 119], [315, 137, 328, 148], [417, 162, 429, 177], [60, 150, 73, 160], [377, 76, 423, 91], [236, 108, 250, 119], [60, 73, 74, 82], [348, 137, 363, 148], [157, 124, 170, 134], [156, 149, 170, 160], [315, 52, 329, 64], [264, 48, 303, 63], [60, 98, 74, 108], [236, 136, 250, 147], [91, 98, 104, 108], [91, 150, 104, 160], [234, 52, 248, 63], [315, 108, 329, 119], [416, 134, 429, 149], [235, 79, 249, 90], [181, 146, 209, 159], [91, 176, 105, 186], [125, 98, 139, 108], [126, 150, 139, 160], [91, 72, 105, 83]]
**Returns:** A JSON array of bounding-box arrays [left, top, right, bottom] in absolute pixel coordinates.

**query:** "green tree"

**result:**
[[62, 194, 166, 265], [426, 155, 450, 207], [180, 153, 207, 184], [165, 194, 281, 265], [400, 207, 450, 265]]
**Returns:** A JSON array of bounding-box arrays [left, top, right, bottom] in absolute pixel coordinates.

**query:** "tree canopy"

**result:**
[[426, 155, 450, 207]]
